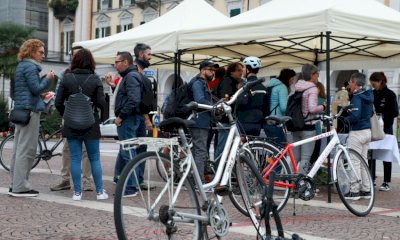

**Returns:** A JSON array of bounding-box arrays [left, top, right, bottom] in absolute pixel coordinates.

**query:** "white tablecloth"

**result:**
[[338, 134, 400, 166]]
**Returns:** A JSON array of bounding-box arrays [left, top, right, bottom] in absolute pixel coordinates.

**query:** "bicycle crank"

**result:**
[[295, 176, 316, 201], [207, 202, 230, 237]]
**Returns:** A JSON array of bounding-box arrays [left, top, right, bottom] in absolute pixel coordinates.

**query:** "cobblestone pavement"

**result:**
[[1, 142, 400, 240]]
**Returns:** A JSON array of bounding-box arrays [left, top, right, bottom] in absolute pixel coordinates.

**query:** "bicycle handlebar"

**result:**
[[185, 78, 264, 111]]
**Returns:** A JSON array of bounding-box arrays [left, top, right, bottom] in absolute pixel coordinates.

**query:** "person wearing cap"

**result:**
[[236, 56, 269, 136], [188, 60, 217, 182]]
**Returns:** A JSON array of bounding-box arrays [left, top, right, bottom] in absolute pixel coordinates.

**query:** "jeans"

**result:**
[[67, 138, 103, 193], [190, 128, 209, 181], [114, 115, 146, 193], [215, 123, 230, 165]]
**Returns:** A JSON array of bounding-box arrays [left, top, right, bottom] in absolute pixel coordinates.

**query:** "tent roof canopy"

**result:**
[[73, 0, 229, 69], [179, 0, 400, 70]]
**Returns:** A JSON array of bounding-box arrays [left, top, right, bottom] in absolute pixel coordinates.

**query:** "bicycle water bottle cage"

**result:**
[[295, 175, 316, 201]]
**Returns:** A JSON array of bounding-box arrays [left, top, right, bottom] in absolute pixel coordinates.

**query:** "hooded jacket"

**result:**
[[294, 79, 323, 120], [345, 88, 374, 131], [266, 78, 288, 116]]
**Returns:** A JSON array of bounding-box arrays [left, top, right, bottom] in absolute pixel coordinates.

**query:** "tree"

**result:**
[[0, 23, 35, 100]]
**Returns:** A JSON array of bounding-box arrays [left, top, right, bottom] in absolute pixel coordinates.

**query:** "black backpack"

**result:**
[[127, 67, 155, 114], [161, 82, 193, 119], [138, 74, 155, 114], [63, 74, 95, 130], [285, 86, 315, 131]]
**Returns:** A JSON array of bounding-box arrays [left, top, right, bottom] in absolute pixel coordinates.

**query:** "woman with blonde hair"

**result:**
[[9, 39, 55, 197]]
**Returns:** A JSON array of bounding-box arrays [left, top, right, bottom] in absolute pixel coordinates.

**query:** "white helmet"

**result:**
[[243, 56, 261, 69]]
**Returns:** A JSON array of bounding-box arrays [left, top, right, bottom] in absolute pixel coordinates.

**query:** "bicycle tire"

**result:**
[[335, 148, 375, 217], [230, 141, 292, 216], [0, 134, 42, 171], [235, 152, 270, 239], [114, 151, 202, 240]]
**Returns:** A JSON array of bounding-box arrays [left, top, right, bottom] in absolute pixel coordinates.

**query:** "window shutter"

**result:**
[[116, 25, 121, 33], [119, 0, 122, 7], [70, 31, 75, 50], [60, 32, 64, 55], [106, 26, 111, 36], [230, 8, 240, 17], [128, 23, 133, 29], [108, 0, 112, 8], [131, 0, 135, 5], [95, 28, 99, 38], [97, 0, 100, 11]]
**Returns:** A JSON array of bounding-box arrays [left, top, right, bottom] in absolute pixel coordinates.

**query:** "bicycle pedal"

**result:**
[[213, 185, 229, 196]]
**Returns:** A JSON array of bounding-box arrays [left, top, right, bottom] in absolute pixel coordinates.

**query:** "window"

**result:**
[[117, 10, 133, 33], [61, 18, 74, 56], [120, 0, 135, 7], [96, 14, 111, 38], [98, 0, 112, 11], [95, 27, 111, 38]]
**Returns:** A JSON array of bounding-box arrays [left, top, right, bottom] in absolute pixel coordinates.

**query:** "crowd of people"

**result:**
[[7, 38, 399, 202]]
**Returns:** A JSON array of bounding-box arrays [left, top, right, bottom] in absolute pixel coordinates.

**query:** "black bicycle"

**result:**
[[0, 124, 63, 172]]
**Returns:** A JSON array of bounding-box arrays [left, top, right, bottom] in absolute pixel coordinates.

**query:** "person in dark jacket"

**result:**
[[189, 60, 216, 181], [55, 48, 108, 201], [213, 62, 244, 161], [344, 72, 374, 200], [50, 45, 93, 192], [236, 56, 268, 136], [369, 72, 399, 192], [113, 44, 152, 197], [9, 39, 55, 197]]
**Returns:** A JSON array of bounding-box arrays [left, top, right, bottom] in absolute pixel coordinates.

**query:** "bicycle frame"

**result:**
[[261, 128, 358, 189]]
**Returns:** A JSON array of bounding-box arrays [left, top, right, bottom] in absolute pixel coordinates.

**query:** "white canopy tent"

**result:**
[[74, 0, 229, 69], [179, 0, 400, 71]]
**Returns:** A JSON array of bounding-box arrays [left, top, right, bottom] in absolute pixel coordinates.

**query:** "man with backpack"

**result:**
[[113, 43, 153, 197], [189, 60, 217, 182], [236, 56, 268, 136], [289, 63, 326, 174]]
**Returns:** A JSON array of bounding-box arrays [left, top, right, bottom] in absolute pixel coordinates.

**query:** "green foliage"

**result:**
[[49, 0, 79, 20], [0, 23, 36, 100], [0, 94, 9, 132], [41, 111, 62, 135]]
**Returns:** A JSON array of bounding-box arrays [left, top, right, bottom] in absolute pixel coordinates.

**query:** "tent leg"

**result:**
[[326, 31, 332, 204]]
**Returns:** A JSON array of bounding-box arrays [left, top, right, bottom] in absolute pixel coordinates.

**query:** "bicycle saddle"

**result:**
[[158, 117, 196, 133], [264, 115, 291, 126]]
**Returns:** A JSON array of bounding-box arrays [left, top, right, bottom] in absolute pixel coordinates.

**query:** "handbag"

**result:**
[[9, 109, 31, 126], [370, 111, 384, 141], [63, 74, 95, 130]]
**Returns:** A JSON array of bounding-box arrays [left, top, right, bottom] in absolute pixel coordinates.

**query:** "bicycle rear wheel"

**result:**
[[114, 151, 202, 240], [0, 134, 42, 171], [230, 141, 291, 215], [335, 148, 375, 216]]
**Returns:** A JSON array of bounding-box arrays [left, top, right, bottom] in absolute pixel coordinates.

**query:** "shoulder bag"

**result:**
[[370, 106, 384, 141]]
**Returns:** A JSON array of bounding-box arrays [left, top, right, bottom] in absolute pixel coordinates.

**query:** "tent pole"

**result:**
[[177, 50, 182, 85], [174, 52, 178, 95], [326, 31, 332, 204]]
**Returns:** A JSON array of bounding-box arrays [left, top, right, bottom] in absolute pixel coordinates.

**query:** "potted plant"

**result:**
[[48, 0, 79, 20]]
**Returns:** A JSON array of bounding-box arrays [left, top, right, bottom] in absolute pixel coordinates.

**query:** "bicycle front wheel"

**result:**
[[0, 134, 42, 171], [231, 141, 291, 215], [335, 148, 375, 216], [114, 152, 202, 240]]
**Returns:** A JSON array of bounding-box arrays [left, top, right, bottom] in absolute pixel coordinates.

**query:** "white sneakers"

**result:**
[[72, 190, 109, 201], [73, 192, 82, 201], [96, 190, 109, 200]]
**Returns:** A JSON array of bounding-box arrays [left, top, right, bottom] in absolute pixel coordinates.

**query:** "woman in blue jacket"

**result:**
[[9, 39, 55, 197], [344, 72, 373, 200], [264, 68, 296, 144]]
